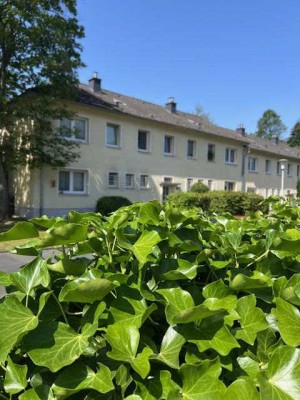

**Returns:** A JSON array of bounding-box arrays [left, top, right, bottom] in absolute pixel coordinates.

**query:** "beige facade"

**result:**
[[14, 78, 300, 217]]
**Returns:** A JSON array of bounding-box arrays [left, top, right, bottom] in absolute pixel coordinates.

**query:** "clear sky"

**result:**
[[77, 0, 300, 136]]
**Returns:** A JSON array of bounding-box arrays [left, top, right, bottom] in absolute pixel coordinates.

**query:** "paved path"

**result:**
[[0, 250, 56, 297]]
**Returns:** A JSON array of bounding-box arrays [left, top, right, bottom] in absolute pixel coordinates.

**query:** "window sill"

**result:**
[[248, 170, 259, 174], [58, 192, 89, 196], [187, 156, 197, 160], [164, 153, 175, 157], [225, 162, 238, 166], [138, 149, 151, 154], [140, 187, 150, 190], [207, 159, 215, 163], [106, 144, 121, 149], [62, 137, 89, 144]]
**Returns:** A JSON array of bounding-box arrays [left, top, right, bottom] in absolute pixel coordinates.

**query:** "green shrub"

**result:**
[[96, 196, 132, 215], [297, 179, 300, 198], [190, 181, 209, 193], [2, 199, 300, 398], [167, 190, 268, 215]]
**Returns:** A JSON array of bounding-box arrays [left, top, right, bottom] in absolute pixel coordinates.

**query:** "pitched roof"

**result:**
[[77, 84, 300, 161]]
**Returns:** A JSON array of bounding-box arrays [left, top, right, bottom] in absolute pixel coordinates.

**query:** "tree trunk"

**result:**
[[0, 161, 9, 220]]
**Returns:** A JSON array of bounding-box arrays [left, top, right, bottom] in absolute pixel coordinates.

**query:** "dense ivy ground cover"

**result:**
[[1, 199, 300, 399]]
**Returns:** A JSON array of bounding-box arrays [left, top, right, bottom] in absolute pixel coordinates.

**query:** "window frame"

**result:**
[[225, 147, 237, 164], [224, 181, 236, 191], [108, 172, 119, 188], [287, 163, 292, 176], [265, 159, 271, 174], [186, 178, 193, 191], [60, 117, 89, 143], [140, 174, 149, 189], [125, 172, 135, 189], [163, 134, 175, 156], [248, 157, 258, 172], [137, 130, 150, 152], [186, 139, 196, 159], [207, 143, 215, 162], [58, 169, 89, 195], [106, 122, 121, 148]]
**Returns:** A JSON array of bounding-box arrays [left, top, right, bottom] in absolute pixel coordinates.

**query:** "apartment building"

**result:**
[[14, 74, 300, 217]]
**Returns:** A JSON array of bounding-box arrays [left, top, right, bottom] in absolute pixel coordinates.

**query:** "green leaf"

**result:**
[[225, 379, 259, 400], [138, 201, 161, 225], [115, 364, 132, 396], [53, 362, 114, 398], [155, 259, 198, 280], [156, 288, 194, 325], [0, 222, 39, 242], [0, 271, 12, 287], [179, 359, 226, 399], [237, 357, 260, 380], [36, 223, 88, 247], [272, 297, 300, 346], [0, 296, 38, 363], [135, 370, 180, 400], [59, 278, 115, 303], [10, 257, 50, 296], [47, 258, 87, 276], [132, 230, 161, 264], [259, 346, 300, 399], [4, 356, 28, 395], [203, 279, 234, 299], [230, 272, 271, 291], [106, 323, 153, 378], [81, 301, 106, 337], [235, 294, 268, 345], [23, 321, 90, 372], [156, 326, 185, 368]]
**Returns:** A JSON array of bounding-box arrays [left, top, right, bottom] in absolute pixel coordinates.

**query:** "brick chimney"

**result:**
[[88, 72, 101, 92], [236, 124, 246, 136], [166, 97, 177, 113]]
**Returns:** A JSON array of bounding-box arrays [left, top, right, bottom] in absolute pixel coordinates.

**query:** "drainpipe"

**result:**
[[39, 165, 44, 217], [241, 143, 249, 192]]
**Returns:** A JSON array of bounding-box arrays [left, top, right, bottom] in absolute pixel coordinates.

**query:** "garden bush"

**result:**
[[167, 190, 268, 215], [1, 199, 300, 398], [190, 181, 209, 193], [96, 196, 132, 215]]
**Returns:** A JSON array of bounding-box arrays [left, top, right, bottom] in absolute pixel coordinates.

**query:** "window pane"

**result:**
[[107, 124, 118, 146], [108, 172, 118, 187], [125, 173, 134, 188], [207, 144, 215, 161], [73, 172, 84, 192], [187, 140, 195, 157], [230, 150, 235, 163], [138, 131, 148, 150], [164, 136, 173, 153], [60, 118, 72, 138], [140, 175, 148, 188], [74, 119, 86, 140], [59, 171, 70, 191]]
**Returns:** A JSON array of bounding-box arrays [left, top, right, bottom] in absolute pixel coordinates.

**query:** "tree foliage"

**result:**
[[1, 199, 300, 398], [0, 0, 84, 218], [287, 121, 300, 147], [194, 104, 214, 123], [255, 109, 287, 139]]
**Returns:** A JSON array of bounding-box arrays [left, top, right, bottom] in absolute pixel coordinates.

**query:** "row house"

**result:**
[[14, 74, 300, 217]]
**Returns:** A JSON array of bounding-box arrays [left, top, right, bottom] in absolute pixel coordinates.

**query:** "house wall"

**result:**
[[14, 104, 300, 217]]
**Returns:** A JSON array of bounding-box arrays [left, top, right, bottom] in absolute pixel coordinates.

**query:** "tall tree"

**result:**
[[194, 104, 214, 123], [287, 121, 300, 147], [255, 109, 287, 139], [0, 0, 84, 219]]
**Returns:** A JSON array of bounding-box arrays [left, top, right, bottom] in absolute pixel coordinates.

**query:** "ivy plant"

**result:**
[[1, 199, 300, 399]]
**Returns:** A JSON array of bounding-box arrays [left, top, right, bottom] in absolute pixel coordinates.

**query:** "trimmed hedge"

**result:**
[[167, 190, 268, 214], [190, 181, 209, 193], [96, 196, 132, 215]]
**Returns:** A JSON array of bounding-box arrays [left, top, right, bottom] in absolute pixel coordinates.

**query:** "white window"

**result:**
[[125, 173, 134, 189], [187, 178, 193, 191], [225, 148, 236, 164], [287, 163, 292, 176], [277, 161, 280, 175], [207, 179, 213, 190], [58, 170, 88, 194], [224, 181, 235, 191], [60, 117, 88, 142], [187, 140, 196, 158], [108, 172, 119, 188], [247, 187, 256, 193], [248, 157, 258, 172], [164, 135, 175, 155], [106, 123, 121, 147], [207, 144, 215, 162], [265, 160, 271, 174], [138, 130, 149, 151], [140, 174, 149, 189]]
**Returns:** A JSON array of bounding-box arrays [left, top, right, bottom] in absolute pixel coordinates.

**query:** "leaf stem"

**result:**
[[51, 292, 68, 324]]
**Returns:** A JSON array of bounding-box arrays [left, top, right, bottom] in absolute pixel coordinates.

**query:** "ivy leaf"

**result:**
[[106, 323, 152, 378], [4, 356, 28, 395], [36, 223, 88, 247], [10, 257, 50, 296], [132, 230, 161, 264], [156, 259, 198, 280], [47, 258, 87, 276], [155, 326, 186, 369], [0, 296, 38, 363], [203, 279, 234, 299], [179, 359, 226, 399], [138, 202, 161, 225], [59, 278, 115, 303], [52, 362, 114, 398], [259, 346, 300, 399], [23, 321, 90, 372], [156, 288, 195, 325], [135, 370, 180, 400], [0, 222, 39, 241], [230, 272, 271, 291], [235, 294, 268, 345], [272, 297, 300, 346], [225, 379, 259, 399], [0, 271, 12, 287], [115, 365, 132, 397]]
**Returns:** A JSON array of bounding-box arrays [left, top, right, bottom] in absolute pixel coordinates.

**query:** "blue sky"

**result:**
[[77, 0, 300, 135]]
